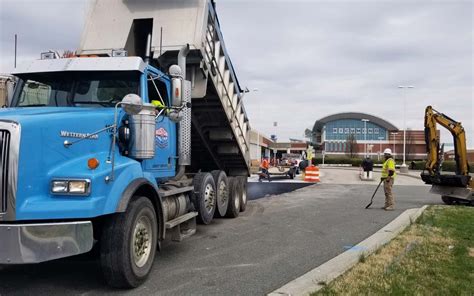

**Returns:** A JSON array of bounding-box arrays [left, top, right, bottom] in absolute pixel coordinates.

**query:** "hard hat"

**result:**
[[383, 148, 392, 154]]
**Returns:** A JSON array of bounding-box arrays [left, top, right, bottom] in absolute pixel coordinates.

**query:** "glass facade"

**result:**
[[324, 119, 387, 141]]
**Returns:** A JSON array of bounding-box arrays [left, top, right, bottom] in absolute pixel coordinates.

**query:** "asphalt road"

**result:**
[[0, 170, 441, 296]]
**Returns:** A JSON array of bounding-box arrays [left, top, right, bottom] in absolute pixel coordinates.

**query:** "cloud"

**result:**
[[217, 0, 473, 145], [0, 0, 472, 146], [0, 0, 87, 71]]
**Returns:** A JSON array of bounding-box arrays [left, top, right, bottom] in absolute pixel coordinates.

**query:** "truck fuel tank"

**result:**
[[129, 105, 156, 159]]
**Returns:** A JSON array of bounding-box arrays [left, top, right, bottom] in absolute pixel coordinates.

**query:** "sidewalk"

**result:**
[[398, 169, 423, 180], [269, 206, 429, 296], [321, 165, 422, 178]]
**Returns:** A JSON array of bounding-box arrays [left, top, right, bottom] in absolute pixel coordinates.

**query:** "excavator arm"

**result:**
[[424, 106, 469, 176], [421, 106, 472, 196]]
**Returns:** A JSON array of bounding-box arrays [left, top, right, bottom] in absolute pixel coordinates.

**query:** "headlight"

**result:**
[[69, 181, 89, 193], [51, 181, 69, 193], [51, 179, 90, 196]]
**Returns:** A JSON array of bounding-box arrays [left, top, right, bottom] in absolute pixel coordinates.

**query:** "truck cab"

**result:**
[[2, 56, 180, 219], [0, 0, 251, 288], [1, 50, 249, 289]]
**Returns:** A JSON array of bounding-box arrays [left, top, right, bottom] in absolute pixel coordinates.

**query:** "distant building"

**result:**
[[311, 112, 430, 160], [444, 149, 474, 163], [249, 130, 308, 166]]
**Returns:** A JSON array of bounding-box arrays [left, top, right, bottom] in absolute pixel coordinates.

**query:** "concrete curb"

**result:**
[[268, 205, 428, 296], [319, 166, 359, 171]]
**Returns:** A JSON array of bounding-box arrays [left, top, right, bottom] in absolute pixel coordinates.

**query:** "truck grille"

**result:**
[[0, 130, 10, 213]]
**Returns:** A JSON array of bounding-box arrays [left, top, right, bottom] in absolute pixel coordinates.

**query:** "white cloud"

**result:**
[[0, 0, 472, 146]]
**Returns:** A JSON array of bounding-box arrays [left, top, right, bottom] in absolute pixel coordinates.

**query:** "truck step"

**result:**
[[165, 211, 198, 229], [165, 212, 198, 242]]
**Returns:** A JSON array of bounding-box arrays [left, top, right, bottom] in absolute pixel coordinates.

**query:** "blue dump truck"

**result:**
[[0, 0, 251, 288]]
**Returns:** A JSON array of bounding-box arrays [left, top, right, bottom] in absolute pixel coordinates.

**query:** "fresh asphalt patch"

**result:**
[[248, 181, 313, 200]]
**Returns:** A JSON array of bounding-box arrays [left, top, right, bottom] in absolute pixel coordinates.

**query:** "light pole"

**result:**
[[378, 136, 383, 161], [390, 132, 398, 160], [244, 88, 261, 160], [273, 121, 278, 165], [361, 119, 369, 157], [398, 85, 414, 172]]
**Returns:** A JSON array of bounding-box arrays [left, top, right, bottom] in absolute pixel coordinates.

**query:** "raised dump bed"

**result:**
[[79, 0, 250, 176]]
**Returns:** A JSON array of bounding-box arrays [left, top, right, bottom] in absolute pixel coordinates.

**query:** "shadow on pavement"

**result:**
[[248, 181, 314, 200]]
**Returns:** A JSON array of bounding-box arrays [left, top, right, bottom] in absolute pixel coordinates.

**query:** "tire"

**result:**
[[441, 196, 454, 205], [193, 172, 217, 224], [237, 176, 248, 212], [211, 170, 229, 217], [288, 170, 295, 179], [225, 177, 240, 218], [299, 160, 309, 171], [100, 196, 158, 288]]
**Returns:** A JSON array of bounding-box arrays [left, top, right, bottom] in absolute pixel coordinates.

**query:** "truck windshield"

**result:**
[[11, 71, 140, 107]]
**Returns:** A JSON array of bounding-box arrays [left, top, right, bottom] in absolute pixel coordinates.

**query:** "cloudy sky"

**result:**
[[1, 0, 473, 146]]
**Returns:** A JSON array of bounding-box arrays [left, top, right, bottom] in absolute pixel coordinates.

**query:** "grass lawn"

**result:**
[[315, 205, 474, 296]]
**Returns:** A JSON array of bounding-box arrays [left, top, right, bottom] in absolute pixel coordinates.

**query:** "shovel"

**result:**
[[365, 179, 383, 209]]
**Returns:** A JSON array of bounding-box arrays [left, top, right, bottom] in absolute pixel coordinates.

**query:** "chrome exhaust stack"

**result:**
[[170, 45, 192, 180]]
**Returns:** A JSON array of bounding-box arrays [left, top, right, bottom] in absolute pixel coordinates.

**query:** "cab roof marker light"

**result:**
[[112, 49, 128, 57], [40, 51, 57, 60]]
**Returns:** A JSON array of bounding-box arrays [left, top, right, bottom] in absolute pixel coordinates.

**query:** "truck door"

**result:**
[[142, 70, 177, 178]]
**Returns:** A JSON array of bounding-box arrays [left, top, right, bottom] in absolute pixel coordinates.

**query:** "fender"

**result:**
[[116, 178, 165, 245]]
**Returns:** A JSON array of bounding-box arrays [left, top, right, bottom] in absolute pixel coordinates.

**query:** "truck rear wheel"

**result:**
[[225, 177, 240, 218], [100, 196, 158, 288], [211, 170, 229, 217], [193, 172, 217, 224], [238, 176, 248, 212]]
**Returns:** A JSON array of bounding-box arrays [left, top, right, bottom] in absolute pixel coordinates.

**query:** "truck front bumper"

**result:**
[[0, 221, 93, 264]]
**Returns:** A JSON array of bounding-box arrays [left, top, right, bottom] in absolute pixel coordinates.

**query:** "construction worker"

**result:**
[[151, 99, 166, 112], [362, 156, 374, 179], [259, 157, 271, 182], [381, 148, 396, 210]]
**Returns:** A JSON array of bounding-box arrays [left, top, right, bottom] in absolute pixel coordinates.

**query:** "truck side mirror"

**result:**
[[169, 65, 183, 107], [121, 94, 143, 115]]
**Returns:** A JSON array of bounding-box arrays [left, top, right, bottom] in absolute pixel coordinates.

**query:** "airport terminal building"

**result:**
[[311, 112, 428, 160]]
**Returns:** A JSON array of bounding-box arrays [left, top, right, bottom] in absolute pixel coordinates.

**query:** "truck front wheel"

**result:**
[[100, 196, 158, 288]]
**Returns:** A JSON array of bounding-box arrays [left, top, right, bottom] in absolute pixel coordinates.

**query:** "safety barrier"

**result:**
[[304, 165, 320, 182]]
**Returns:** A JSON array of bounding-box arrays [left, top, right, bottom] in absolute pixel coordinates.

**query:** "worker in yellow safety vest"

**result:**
[[151, 100, 165, 109], [381, 148, 397, 210]]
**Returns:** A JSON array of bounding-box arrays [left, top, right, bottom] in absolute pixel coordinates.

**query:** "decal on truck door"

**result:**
[[155, 127, 168, 148], [60, 131, 99, 140]]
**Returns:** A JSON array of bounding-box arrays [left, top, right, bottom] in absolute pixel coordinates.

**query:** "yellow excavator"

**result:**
[[421, 106, 473, 205]]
